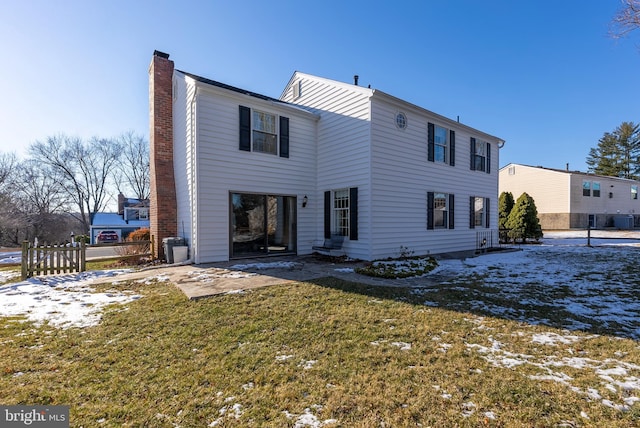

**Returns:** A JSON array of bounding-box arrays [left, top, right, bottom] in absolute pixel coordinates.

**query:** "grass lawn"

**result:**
[[1, 271, 639, 427]]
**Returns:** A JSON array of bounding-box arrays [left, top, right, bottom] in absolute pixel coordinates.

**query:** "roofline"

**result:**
[[372, 90, 504, 143], [500, 163, 640, 182], [178, 70, 320, 119], [281, 71, 374, 99], [282, 71, 504, 144]]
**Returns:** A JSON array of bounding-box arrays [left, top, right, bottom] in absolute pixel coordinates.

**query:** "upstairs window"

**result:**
[[592, 182, 601, 197], [252, 111, 277, 154], [583, 181, 591, 197], [632, 185, 638, 200], [428, 123, 455, 166], [239, 106, 289, 158], [470, 138, 491, 173]]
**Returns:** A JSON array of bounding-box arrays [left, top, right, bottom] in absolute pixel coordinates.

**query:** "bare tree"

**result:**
[[114, 131, 150, 200], [29, 134, 122, 233], [611, 0, 640, 40], [0, 153, 26, 245]]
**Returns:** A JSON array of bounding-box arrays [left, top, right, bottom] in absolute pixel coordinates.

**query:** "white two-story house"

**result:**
[[149, 51, 504, 263]]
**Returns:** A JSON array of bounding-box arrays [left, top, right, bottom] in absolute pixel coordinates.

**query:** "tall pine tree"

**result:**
[[586, 122, 640, 178]]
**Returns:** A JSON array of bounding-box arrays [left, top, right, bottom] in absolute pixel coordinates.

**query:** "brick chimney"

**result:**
[[149, 50, 177, 260]]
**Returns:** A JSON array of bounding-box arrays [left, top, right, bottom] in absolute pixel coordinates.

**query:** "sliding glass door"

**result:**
[[230, 193, 296, 258]]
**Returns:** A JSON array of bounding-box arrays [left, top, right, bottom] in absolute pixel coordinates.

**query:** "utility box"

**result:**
[[162, 237, 185, 263], [614, 215, 634, 230], [173, 246, 188, 263]]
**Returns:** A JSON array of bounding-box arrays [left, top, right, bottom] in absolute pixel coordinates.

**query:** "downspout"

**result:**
[[189, 85, 198, 263]]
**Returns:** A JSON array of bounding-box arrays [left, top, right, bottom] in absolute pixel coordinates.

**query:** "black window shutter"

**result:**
[[449, 130, 455, 166], [485, 198, 490, 228], [427, 123, 435, 162], [349, 187, 358, 241], [469, 196, 475, 229], [470, 137, 476, 170], [324, 191, 331, 239], [239, 106, 251, 151], [486, 143, 491, 174], [279, 116, 289, 158], [427, 192, 434, 230], [449, 194, 455, 229]]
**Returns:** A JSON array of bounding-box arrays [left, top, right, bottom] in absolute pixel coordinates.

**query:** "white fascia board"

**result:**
[[371, 90, 504, 144]]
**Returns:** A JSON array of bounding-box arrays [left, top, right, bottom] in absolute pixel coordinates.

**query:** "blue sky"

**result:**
[[1, 0, 639, 172]]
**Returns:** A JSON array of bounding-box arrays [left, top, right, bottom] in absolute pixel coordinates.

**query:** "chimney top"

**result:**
[[153, 50, 170, 59], [354, 75, 359, 86]]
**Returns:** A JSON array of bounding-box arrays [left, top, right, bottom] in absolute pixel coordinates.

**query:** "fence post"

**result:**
[[151, 235, 155, 260], [80, 240, 86, 272], [21, 241, 29, 280]]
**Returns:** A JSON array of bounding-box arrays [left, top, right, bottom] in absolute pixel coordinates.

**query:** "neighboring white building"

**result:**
[[499, 163, 640, 230], [149, 51, 505, 263]]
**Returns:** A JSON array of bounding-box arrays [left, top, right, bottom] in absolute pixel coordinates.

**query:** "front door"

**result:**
[[230, 193, 297, 258]]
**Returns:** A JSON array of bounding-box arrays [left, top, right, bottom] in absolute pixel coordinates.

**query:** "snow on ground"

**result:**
[[0, 269, 146, 328], [429, 240, 640, 340]]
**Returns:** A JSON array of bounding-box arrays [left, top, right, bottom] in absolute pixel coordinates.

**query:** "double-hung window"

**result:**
[[239, 105, 289, 158], [469, 197, 490, 228], [333, 189, 350, 237], [252, 111, 277, 154], [323, 188, 359, 240], [428, 123, 455, 166], [632, 185, 638, 200], [592, 182, 601, 197], [583, 181, 591, 197], [427, 192, 455, 230], [470, 138, 491, 173]]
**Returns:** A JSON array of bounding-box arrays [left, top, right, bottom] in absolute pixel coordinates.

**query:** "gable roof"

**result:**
[[282, 71, 504, 143], [178, 70, 285, 103]]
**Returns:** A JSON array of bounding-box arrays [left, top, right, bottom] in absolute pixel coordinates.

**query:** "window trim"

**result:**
[[427, 192, 455, 230], [470, 138, 490, 173], [239, 105, 289, 158]]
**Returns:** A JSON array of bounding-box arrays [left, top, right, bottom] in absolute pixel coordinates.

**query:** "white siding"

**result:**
[[283, 73, 373, 260], [370, 97, 501, 258], [187, 80, 318, 262], [172, 74, 194, 257]]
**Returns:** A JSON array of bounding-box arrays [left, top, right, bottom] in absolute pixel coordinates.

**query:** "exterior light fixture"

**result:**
[[302, 195, 308, 207]]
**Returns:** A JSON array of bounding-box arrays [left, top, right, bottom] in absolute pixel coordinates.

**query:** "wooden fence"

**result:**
[[21, 241, 86, 280], [20, 237, 155, 280]]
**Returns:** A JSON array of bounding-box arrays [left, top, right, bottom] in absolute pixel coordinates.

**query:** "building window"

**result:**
[[474, 141, 487, 171], [434, 126, 448, 163], [583, 181, 591, 197], [508, 166, 516, 175], [592, 182, 600, 197], [333, 189, 350, 237], [252, 110, 277, 154], [470, 138, 490, 173], [239, 106, 289, 158], [395, 112, 407, 130], [428, 123, 455, 166], [427, 192, 454, 230], [474, 197, 485, 227], [633, 185, 638, 200]]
